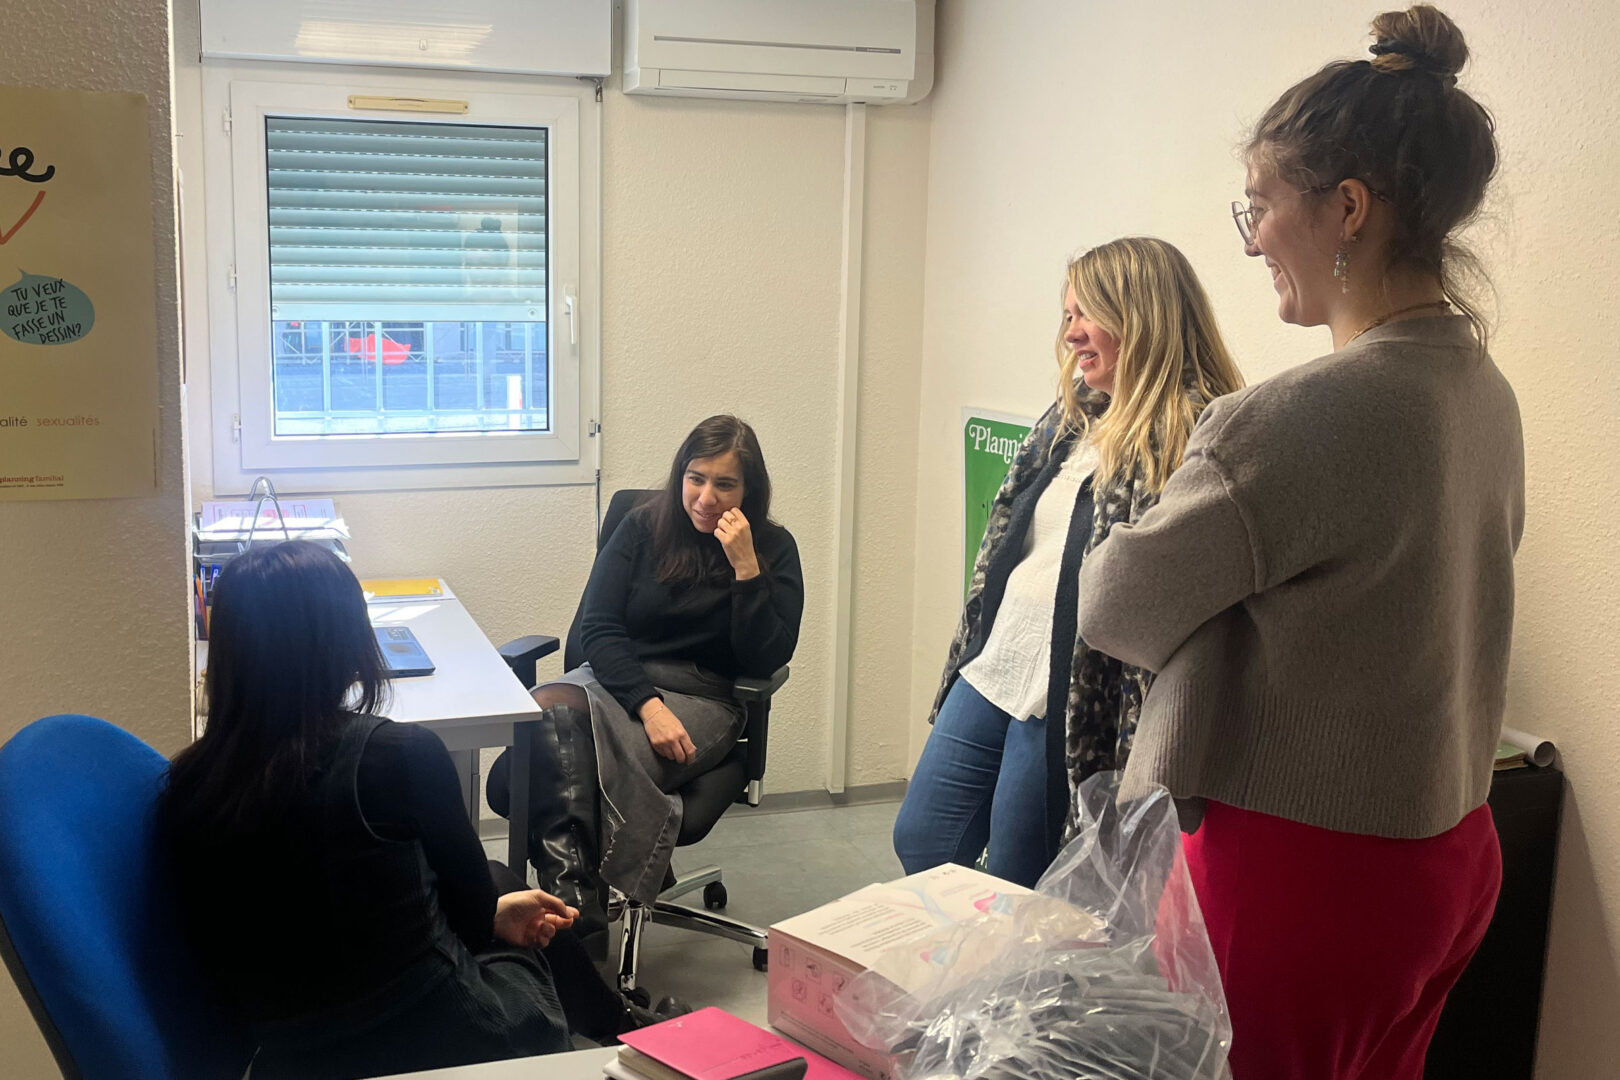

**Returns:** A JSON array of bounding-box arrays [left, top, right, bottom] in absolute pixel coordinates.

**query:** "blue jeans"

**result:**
[[893, 678, 1051, 888]]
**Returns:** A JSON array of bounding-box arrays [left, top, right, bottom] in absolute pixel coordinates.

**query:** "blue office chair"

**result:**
[[0, 715, 251, 1080]]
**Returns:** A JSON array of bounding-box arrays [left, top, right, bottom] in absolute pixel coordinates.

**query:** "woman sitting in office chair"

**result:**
[[161, 542, 663, 1080], [488, 414, 804, 939]]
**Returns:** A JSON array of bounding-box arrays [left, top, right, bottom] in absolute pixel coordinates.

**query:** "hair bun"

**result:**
[[1369, 5, 1468, 79]]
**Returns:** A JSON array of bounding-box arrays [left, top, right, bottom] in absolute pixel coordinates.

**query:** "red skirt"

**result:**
[[1184, 799, 1501, 1080]]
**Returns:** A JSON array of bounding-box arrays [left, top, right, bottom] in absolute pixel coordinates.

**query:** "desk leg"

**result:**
[[508, 720, 535, 879], [450, 750, 480, 823]]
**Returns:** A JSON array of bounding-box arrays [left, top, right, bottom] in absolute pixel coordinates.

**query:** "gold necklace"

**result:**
[[1343, 300, 1452, 347]]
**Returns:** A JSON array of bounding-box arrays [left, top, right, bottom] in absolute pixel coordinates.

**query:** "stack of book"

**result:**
[[1494, 741, 1527, 771], [607, 1008, 860, 1080]]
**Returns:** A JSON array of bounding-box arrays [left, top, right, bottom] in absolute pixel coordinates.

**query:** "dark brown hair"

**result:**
[[1247, 6, 1497, 343], [163, 541, 387, 834], [645, 414, 774, 585]]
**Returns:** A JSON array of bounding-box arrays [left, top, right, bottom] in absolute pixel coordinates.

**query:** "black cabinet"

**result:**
[[1425, 764, 1563, 1080]]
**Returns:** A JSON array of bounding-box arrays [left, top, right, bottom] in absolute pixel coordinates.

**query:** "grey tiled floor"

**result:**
[[487, 800, 904, 1028], [629, 800, 905, 1025]]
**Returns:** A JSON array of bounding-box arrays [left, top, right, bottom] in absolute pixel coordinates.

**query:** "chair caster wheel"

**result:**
[[753, 947, 769, 972], [704, 882, 728, 910]]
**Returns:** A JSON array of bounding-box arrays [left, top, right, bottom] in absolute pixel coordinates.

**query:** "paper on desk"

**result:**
[[361, 578, 444, 600], [200, 498, 336, 527], [197, 513, 350, 542]]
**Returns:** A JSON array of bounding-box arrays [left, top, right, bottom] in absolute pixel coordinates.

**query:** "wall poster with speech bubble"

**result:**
[[961, 408, 1035, 597], [0, 85, 158, 501]]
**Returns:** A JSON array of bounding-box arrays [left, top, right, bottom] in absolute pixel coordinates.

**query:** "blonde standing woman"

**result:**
[[894, 237, 1243, 886]]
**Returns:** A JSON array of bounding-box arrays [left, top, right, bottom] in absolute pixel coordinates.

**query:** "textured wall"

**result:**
[[171, 11, 933, 796], [911, 2, 1620, 1076], [0, 0, 185, 1074], [596, 88, 930, 790]]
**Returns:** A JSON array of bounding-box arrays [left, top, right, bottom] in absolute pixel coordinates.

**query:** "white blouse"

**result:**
[[959, 440, 1097, 722]]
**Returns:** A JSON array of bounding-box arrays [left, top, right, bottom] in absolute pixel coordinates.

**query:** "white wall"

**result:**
[[910, 2, 1620, 1077], [171, 4, 932, 799], [0, 0, 186, 1073]]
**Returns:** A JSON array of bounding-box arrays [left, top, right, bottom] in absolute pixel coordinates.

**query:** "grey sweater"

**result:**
[[1078, 315, 1524, 838]]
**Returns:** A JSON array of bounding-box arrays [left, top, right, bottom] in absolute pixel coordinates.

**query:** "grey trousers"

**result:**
[[552, 661, 743, 906]]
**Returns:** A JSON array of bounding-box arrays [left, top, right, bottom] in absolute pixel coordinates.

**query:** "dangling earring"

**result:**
[[1334, 234, 1359, 294]]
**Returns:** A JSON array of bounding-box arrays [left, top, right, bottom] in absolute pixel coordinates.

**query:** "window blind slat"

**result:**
[[268, 177, 547, 202], [271, 266, 544, 287], [270, 247, 548, 269], [270, 116, 545, 144], [269, 226, 545, 249], [266, 131, 547, 158], [269, 209, 545, 232], [268, 150, 546, 180]]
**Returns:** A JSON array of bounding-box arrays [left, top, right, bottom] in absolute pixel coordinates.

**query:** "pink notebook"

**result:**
[[618, 1007, 864, 1080]]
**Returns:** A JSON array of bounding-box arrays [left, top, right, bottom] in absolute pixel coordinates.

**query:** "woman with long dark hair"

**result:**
[[163, 542, 652, 1079], [489, 415, 804, 935]]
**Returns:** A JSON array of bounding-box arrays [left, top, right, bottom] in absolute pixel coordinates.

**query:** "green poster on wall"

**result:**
[[962, 409, 1035, 595]]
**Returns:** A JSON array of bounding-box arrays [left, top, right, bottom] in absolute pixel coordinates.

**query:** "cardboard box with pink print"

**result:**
[[766, 863, 1033, 1080]]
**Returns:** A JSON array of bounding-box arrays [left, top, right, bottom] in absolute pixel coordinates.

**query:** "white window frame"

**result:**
[[201, 64, 599, 492]]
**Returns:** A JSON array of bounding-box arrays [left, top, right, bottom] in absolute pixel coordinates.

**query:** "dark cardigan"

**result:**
[[953, 433, 1096, 860]]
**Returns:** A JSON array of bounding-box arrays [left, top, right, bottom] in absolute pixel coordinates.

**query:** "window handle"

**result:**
[[564, 289, 576, 348]]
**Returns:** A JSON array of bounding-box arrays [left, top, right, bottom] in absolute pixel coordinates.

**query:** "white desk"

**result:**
[[369, 583, 540, 753], [374, 1045, 616, 1079], [369, 581, 542, 873]]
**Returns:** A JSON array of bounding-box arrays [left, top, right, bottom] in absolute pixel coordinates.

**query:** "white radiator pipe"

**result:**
[[827, 102, 867, 794]]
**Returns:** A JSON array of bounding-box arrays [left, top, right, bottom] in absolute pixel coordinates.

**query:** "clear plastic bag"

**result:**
[[835, 773, 1230, 1080]]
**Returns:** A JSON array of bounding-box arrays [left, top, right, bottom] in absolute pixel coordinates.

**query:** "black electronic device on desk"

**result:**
[[374, 626, 435, 678], [1425, 762, 1564, 1080]]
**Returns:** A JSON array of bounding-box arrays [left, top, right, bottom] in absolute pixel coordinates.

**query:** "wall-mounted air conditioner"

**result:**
[[624, 0, 935, 106]]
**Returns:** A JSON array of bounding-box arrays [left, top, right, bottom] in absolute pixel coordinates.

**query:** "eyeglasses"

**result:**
[[1231, 182, 1392, 246]]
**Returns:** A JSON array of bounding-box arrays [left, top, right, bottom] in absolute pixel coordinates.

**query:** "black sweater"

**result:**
[[578, 513, 804, 714], [168, 720, 501, 1023]]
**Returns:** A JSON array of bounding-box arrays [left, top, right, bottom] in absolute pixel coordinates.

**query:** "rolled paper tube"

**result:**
[[1499, 726, 1557, 768]]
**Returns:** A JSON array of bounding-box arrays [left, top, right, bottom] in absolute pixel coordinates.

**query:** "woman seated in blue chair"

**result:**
[[488, 414, 804, 938], [161, 542, 662, 1080]]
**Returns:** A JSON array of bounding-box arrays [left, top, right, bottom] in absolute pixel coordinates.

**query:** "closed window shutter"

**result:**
[[266, 116, 547, 320]]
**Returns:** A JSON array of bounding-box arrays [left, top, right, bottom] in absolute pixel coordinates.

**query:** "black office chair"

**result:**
[[497, 489, 787, 993]]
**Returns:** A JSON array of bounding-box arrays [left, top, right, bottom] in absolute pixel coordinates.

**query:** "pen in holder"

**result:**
[[194, 561, 222, 641]]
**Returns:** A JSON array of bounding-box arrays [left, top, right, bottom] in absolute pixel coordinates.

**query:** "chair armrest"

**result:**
[[733, 665, 790, 703], [733, 666, 787, 804], [498, 635, 560, 691]]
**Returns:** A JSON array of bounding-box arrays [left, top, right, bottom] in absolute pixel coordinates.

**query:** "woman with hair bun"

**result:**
[[1078, 8, 1522, 1077]]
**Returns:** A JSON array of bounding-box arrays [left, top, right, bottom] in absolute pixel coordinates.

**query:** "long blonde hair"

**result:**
[[1057, 237, 1244, 491]]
